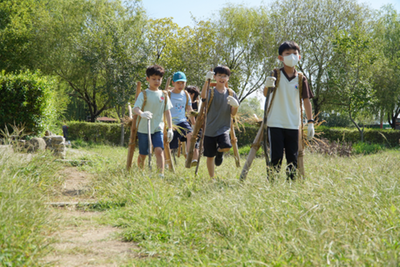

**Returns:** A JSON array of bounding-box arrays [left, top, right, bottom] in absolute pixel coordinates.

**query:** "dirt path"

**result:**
[[43, 166, 138, 266]]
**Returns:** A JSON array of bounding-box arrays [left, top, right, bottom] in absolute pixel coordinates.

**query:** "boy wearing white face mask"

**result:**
[[264, 41, 314, 180]]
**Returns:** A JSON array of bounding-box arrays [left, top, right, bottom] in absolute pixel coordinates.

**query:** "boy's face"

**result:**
[[214, 73, 229, 85], [146, 74, 162, 88], [172, 81, 186, 91], [278, 49, 301, 63]]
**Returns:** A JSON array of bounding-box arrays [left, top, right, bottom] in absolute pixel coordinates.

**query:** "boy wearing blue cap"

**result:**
[[169, 71, 197, 165]]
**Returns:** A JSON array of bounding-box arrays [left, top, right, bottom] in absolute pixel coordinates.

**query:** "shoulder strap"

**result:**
[[164, 91, 169, 112], [266, 68, 280, 115]]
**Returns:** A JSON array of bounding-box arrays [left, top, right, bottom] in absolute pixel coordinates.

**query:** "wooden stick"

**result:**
[[185, 98, 206, 168], [147, 119, 152, 171], [240, 121, 264, 180], [126, 81, 141, 171], [297, 126, 305, 177], [177, 140, 182, 157], [195, 76, 212, 175], [230, 117, 240, 167], [163, 78, 175, 172]]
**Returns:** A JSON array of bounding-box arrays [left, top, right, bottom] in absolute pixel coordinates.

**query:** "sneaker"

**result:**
[[191, 160, 198, 167], [215, 151, 224, 166], [158, 173, 165, 179]]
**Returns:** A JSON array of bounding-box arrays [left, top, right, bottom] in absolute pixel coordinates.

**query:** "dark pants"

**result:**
[[268, 127, 298, 179]]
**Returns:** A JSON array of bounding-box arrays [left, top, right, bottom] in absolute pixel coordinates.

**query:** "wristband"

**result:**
[[307, 119, 314, 123]]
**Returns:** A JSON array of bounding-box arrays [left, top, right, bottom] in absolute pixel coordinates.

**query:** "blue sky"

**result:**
[[142, 0, 400, 27]]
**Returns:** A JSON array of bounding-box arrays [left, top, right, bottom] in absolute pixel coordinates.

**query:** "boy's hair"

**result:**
[[185, 85, 200, 99], [213, 65, 231, 76], [278, 41, 301, 55], [146, 64, 165, 77]]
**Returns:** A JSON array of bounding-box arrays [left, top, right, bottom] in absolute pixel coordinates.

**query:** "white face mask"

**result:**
[[283, 54, 299, 67]]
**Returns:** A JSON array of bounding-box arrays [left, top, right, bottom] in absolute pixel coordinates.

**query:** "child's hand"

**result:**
[[307, 123, 315, 140], [205, 71, 214, 81], [265, 76, 276, 88], [227, 96, 239, 108], [140, 111, 153, 120], [167, 128, 174, 143]]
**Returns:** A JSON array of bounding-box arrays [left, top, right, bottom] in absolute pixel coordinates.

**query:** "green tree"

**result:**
[[373, 5, 400, 129], [35, 0, 147, 128], [267, 0, 372, 117], [327, 26, 378, 141]]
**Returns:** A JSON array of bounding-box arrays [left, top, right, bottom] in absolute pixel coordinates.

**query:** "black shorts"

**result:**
[[203, 132, 231, 157], [170, 121, 192, 149]]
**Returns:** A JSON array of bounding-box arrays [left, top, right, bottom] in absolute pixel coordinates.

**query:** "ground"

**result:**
[[42, 162, 138, 266]]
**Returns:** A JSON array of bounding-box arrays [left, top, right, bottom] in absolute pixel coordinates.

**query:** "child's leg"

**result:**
[[283, 129, 299, 179], [154, 147, 164, 173], [268, 127, 285, 172], [137, 132, 149, 169], [206, 157, 215, 178], [151, 131, 165, 174], [203, 136, 217, 178]]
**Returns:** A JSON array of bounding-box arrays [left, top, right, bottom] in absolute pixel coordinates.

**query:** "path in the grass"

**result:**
[[43, 166, 138, 267]]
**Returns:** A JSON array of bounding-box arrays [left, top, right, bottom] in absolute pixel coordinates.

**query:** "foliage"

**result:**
[[0, 70, 59, 135], [316, 126, 400, 147], [0, 151, 60, 266], [352, 142, 386, 155], [35, 0, 147, 122], [318, 111, 353, 127], [66, 121, 130, 145], [237, 96, 264, 119], [82, 146, 400, 266]]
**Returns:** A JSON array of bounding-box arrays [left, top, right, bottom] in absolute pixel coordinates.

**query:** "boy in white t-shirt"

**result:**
[[133, 64, 173, 176], [264, 41, 315, 180], [169, 71, 197, 165]]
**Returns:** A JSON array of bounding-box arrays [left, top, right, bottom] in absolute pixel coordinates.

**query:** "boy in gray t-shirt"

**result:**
[[201, 65, 239, 178]]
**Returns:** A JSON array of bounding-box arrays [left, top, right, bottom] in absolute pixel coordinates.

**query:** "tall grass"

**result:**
[[0, 149, 61, 266], [86, 146, 400, 266]]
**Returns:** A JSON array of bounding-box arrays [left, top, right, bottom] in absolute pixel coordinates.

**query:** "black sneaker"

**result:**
[[215, 151, 224, 166]]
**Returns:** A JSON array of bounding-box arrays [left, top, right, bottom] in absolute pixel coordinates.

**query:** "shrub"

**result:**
[[316, 126, 400, 147], [66, 121, 129, 145], [352, 142, 385, 155], [0, 70, 59, 135]]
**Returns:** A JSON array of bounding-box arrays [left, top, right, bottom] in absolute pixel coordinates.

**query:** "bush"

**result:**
[[352, 142, 386, 155], [316, 126, 400, 147], [0, 70, 59, 135], [235, 123, 260, 147], [67, 121, 129, 145]]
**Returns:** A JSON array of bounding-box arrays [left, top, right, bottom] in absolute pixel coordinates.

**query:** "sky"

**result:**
[[142, 0, 400, 28]]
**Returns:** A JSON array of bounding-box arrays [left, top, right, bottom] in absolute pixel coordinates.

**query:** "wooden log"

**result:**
[[230, 117, 240, 167], [163, 78, 175, 172], [240, 121, 264, 180], [185, 101, 205, 168], [297, 127, 305, 177], [126, 81, 141, 171]]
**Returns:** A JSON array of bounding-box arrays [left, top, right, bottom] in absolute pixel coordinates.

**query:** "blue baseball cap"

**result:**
[[173, 71, 187, 82]]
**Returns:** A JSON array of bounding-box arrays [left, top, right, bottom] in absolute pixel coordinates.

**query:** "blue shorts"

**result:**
[[138, 131, 164, 155], [170, 121, 193, 149]]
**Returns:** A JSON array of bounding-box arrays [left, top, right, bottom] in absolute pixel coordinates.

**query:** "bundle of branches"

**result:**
[[308, 137, 353, 157]]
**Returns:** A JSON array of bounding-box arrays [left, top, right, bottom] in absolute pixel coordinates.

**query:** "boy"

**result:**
[[201, 65, 240, 178], [168, 71, 197, 166], [264, 41, 314, 180], [133, 64, 173, 177]]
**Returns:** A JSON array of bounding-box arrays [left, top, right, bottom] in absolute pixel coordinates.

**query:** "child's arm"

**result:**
[[303, 98, 313, 122], [164, 109, 172, 130]]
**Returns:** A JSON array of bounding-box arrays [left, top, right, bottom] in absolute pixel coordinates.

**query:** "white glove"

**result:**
[[140, 111, 152, 120], [227, 96, 239, 108], [307, 123, 315, 140], [167, 128, 174, 143], [265, 76, 276, 87], [205, 71, 214, 81]]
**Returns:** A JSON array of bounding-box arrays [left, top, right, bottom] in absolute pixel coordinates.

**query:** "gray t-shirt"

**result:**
[[205, 88, 238, 137]]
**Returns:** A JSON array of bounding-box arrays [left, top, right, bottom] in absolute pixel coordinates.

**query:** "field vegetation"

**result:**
[[1, 143, 399, 266]]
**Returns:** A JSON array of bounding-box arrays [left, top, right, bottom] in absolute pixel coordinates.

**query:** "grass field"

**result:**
[[1, 144, 400, 266]]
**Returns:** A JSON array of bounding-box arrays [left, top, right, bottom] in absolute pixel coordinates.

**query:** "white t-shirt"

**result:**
[[133, 89, 173, 134], [267, 70, 302, 129]]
